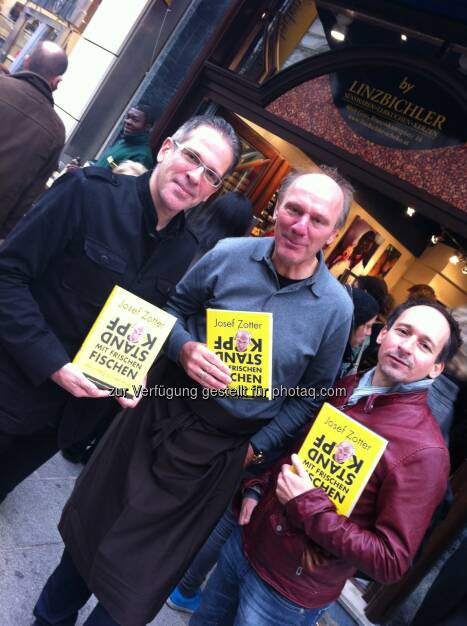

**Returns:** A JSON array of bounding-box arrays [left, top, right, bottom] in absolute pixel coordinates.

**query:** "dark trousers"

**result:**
[[34, 549, 119, 626], [179, 504, 237, 596], [412, 536, 467, 626], [0, 429, 59, 503]]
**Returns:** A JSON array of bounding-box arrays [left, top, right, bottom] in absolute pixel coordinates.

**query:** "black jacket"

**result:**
[[0, 168, 197, 442]]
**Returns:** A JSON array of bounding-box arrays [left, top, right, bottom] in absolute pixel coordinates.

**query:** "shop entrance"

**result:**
[[195, 108, 466, 309]]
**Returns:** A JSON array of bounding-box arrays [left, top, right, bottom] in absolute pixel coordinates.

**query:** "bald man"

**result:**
[[0, 41, 68, 237]]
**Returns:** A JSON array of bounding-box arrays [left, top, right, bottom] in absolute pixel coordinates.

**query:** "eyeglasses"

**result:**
[[172, 140, 223, 188]]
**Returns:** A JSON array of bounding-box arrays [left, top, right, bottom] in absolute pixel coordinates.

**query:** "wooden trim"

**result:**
[[221, 111, 289, 214], [258, 48, 467, 107], [228, 22, 264, 72], [223, 111, 280, 160], [252, 158, 290, 211]]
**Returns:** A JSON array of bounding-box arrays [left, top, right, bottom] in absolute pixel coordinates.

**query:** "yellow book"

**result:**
[[297, 402, 388, 516], [73, 286, 176, 397], [206, 309, 273, 400]]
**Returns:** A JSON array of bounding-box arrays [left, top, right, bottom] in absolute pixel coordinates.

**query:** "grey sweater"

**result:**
[[166, 237, 353, 451]]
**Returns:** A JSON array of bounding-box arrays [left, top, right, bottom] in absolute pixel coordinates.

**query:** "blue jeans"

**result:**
[[189, 527, 328, 626], [33, 549, 119, 626], [179, 450, 289, 597], [179, 504, 237, 596]]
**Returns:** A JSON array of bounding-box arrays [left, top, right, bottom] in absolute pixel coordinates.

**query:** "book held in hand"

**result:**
[[206, 308, 273, 399], [73, 286, 176, 396], [297, 402, 388, 516]]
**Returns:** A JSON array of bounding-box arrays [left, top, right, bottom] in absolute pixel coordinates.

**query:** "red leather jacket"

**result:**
[[242, 375, 450, 609]]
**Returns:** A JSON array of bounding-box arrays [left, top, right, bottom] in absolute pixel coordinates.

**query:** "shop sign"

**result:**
[[331, 68, 465, 150]]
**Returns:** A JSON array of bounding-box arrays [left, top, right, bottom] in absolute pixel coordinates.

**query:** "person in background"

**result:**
[[112, 159, 148, 176], [339, 287, 379, 378], [189, 190, 253, 262], [190, 299, 460, 626], [94, 104, 155, 170], [67, 105, 155, 173], [354, 275, 394, 369], [408, 283, 436, 300], [0, 41, 68, 237], [94, 104, 154, 170], [410, 531, 467, 626], [443, 305, 467, 468], [428, 304, 467, 445], [354, 275, 392, 315]]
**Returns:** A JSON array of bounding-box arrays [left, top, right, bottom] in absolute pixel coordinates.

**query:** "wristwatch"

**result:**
[[250, 442, 265, 465]]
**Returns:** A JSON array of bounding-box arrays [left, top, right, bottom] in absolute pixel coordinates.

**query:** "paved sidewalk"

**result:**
[[0, 453, 351, 626], [0, 453, 189, 626]]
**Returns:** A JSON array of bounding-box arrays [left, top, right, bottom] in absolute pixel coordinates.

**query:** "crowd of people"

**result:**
[[0, 39, 465, 626]]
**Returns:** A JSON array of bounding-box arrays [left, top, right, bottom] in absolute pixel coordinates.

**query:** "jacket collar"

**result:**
[[120, 131, 150, 146], [346, 367, 433, 407], [136, 170, 188, 238], [11, 71, 54, 105]]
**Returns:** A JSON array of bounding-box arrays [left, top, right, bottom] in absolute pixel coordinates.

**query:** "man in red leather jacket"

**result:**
[[190, 299, 461, 626]]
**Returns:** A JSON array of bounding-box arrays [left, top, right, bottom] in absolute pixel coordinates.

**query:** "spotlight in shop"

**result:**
[[331, 14, 352, 42], [401, 34, 408, 42], [435, 230, 467, 271], [406, 207, 416, 217], [331, 29, 346, 41]]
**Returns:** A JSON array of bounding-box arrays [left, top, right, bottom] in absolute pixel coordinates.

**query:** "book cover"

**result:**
[[73, 286, 176, 396], [297, 402, 388, 516], [206, 309, 273, 400]]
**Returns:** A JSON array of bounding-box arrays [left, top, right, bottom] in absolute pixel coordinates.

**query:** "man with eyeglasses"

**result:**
[[0, 115, 240, 506], [30, 169, 354, 625]]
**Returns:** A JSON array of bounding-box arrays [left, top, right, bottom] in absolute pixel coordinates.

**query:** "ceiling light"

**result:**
[[449, 254, 460, 265], [430, 235, 439, 245], [462, 265, 467, 275], [331, 29, 346, 41], [406, 207, 415, 217], [331, 14, 352, 43], [401, 34, 408, 41]]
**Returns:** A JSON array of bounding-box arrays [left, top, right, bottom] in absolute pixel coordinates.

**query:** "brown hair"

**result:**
[[386, 299, 461, 364]]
